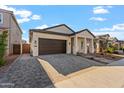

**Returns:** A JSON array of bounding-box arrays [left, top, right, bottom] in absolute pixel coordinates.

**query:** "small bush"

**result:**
[[0, 31, 7, 66], [106, 47, 115, 53], [0, 58, 5, 66]]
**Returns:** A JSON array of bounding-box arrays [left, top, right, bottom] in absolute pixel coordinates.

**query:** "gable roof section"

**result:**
[[97, 34, 110, 37], [72, 29, 95, 38], [30, 24, 75, 35], [30, 25, 95, 38]]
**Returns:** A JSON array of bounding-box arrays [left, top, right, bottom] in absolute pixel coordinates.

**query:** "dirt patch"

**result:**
[[0, 55, 19, 74], [94, 53, 123, 61]]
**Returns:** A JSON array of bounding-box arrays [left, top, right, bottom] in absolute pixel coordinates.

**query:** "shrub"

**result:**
[[106, 47, 115, 53], [0, 31, 8, 66]]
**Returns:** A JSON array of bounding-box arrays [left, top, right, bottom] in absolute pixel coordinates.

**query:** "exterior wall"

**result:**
[[0, 9, 22, 55], [31, 32, 71, 56], [0, 9, 10, 28], [0, 10, 11, 56], [9, 15, 22, 54], [73, 31, 95, 54]]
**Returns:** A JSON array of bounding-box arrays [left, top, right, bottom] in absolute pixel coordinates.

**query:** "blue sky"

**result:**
[[1, 5, 124, 41]]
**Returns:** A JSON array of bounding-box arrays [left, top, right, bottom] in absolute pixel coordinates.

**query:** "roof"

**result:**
[[30, 24, 95, 38], [30, 30, 72, 36], [30, 24, 75, 35], [97, 34, 110, 37], [118, 40, 124, 43], [72, 29, 95, 38]]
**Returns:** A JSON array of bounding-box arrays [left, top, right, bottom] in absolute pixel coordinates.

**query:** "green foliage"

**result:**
[[106, 47, 115, 53], [0, 31, 8, 66]]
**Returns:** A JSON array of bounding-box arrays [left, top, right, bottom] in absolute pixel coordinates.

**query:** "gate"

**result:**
[[22, 44, 30, 54]]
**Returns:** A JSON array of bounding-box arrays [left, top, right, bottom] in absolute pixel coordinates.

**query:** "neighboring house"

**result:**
[[118, 40, 124, 49], [0, 9, 22, 56], [29, 24, 95, 56], [22, 40, 27, 44], [95, 34, 120, 53]]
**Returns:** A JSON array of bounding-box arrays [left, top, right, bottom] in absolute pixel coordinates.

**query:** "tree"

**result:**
[[0, 31, 8, 66]]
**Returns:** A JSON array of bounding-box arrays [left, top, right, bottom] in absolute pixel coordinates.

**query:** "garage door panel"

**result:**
[[38, 38, 66, 55]]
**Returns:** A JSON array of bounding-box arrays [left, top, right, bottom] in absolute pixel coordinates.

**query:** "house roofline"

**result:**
[[30, 24, 75, 33], [29, 25, 95, 38], [72, 29, 95, 38], [35, 24, 75, 33], [29, 30, 72, 36], [97, 34, 110, 37]]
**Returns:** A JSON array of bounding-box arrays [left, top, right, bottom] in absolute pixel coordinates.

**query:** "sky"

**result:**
[[0, 5, 124, 41]]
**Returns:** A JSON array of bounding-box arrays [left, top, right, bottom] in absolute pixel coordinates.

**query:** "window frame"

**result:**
[[0, 13, 3, 24]]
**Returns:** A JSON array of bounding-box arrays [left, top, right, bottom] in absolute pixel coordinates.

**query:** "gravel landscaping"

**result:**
[[39, 54, 105, 75], [0, 55, 19, 79], [0, 54, 54, 88]]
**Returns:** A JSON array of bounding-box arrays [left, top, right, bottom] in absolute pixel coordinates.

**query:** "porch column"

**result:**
[[91, 39, 94, 53], [96, 40, 100, 53], [73, 35, 78, 55], [84, 38, 87, 54]]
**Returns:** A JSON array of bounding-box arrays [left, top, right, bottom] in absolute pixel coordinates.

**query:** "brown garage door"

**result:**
[[39, 38, 66, 55]]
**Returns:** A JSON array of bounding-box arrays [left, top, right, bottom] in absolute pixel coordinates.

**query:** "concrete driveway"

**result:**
[[39, 54, 104, 75]]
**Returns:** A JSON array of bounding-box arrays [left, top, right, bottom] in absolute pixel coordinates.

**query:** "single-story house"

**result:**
[[0, 8, 22, 56], [118, 40, 124, 49], [95, 34, 120, 53], [29, 24, 95, 56]]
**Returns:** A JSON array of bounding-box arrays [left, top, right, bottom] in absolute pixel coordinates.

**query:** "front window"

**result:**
[[0, 13, 3, 24]]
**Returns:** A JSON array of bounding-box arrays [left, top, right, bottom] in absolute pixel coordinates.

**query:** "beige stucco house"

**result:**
[[0, 9, 22, 56], [95, 34, 120, 53], [29, 24, 95, 56]]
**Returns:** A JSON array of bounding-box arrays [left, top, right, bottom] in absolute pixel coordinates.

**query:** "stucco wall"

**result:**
[[0, 9, 10, 28], [0, 9, 22, 55], [9, 15, 22, 54], [73, 30, 95, 54], [0, 10, 10, 56], [31, 32, 71, 56]]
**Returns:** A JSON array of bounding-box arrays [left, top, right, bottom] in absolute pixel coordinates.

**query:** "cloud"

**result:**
[[17, 18, 30, 24], [107, 6, 113, 8], [0, 5, 16, 12], [94, 23, 124, 31], [89, 17, 107, 21], [93, 6, 109, 14], [15, 10, 32, 18], [35, 24, 48, 29], [0, 5, 41, 24], [31, 15, 41, 20], [93, 23, 124, 40]]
